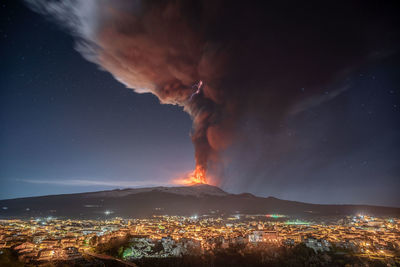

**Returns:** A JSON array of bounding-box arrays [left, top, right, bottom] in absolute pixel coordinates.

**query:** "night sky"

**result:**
[[1, 1, 399, 206]]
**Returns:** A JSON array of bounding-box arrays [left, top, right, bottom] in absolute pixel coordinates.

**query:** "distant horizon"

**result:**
[[1, 183, 399, 209]]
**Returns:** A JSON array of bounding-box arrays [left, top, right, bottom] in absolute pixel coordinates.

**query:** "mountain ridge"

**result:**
[[0, 184, 229, 201], [0, 184, 399, 219]]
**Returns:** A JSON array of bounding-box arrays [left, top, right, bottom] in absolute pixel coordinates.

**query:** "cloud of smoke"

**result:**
[[25, 0, 399, 184]]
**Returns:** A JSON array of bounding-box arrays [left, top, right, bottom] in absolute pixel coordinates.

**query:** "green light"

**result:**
[[266, 214, 286, 218], [122, 247, 133, 259]]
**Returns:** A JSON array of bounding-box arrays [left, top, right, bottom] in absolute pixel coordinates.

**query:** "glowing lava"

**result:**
[[173, 166, 207, 185]]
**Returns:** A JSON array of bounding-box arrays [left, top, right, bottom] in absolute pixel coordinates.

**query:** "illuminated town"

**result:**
[[0, 214, 399, 265]]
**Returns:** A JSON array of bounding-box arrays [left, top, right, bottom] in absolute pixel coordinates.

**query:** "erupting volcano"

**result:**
[[173, 166, 208, 185], [24, 0, 400, 192]]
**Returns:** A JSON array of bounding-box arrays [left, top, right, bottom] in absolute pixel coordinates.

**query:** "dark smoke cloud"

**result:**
[[26, 0, 399, 183]]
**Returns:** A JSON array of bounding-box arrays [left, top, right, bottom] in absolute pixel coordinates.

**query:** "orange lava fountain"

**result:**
[[173, 166, 208, 185]]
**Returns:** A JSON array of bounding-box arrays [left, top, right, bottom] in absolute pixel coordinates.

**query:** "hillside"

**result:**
[[0, 184, 399, 219]]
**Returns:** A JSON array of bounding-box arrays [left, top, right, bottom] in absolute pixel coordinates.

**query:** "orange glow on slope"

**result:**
[[173, 166, 208, 185]]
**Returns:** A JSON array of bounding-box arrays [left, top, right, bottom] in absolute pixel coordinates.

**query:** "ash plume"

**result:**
[[25, 0, 399, 184]]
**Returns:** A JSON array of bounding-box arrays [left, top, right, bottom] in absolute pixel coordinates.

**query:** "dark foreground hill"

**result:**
[[0, 184, 399, 219]]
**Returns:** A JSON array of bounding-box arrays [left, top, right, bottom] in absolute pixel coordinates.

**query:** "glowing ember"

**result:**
[[173, 166, 207, 185]]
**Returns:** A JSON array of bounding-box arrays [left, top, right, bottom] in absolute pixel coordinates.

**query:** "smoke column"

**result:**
[[25, 0, 399, 184]]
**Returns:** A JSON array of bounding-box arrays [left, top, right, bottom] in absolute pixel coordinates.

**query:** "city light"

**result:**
[[0, 214, 398, 264]]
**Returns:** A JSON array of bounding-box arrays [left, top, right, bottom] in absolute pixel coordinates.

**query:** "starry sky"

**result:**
[[1, 1, 399, 206]]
